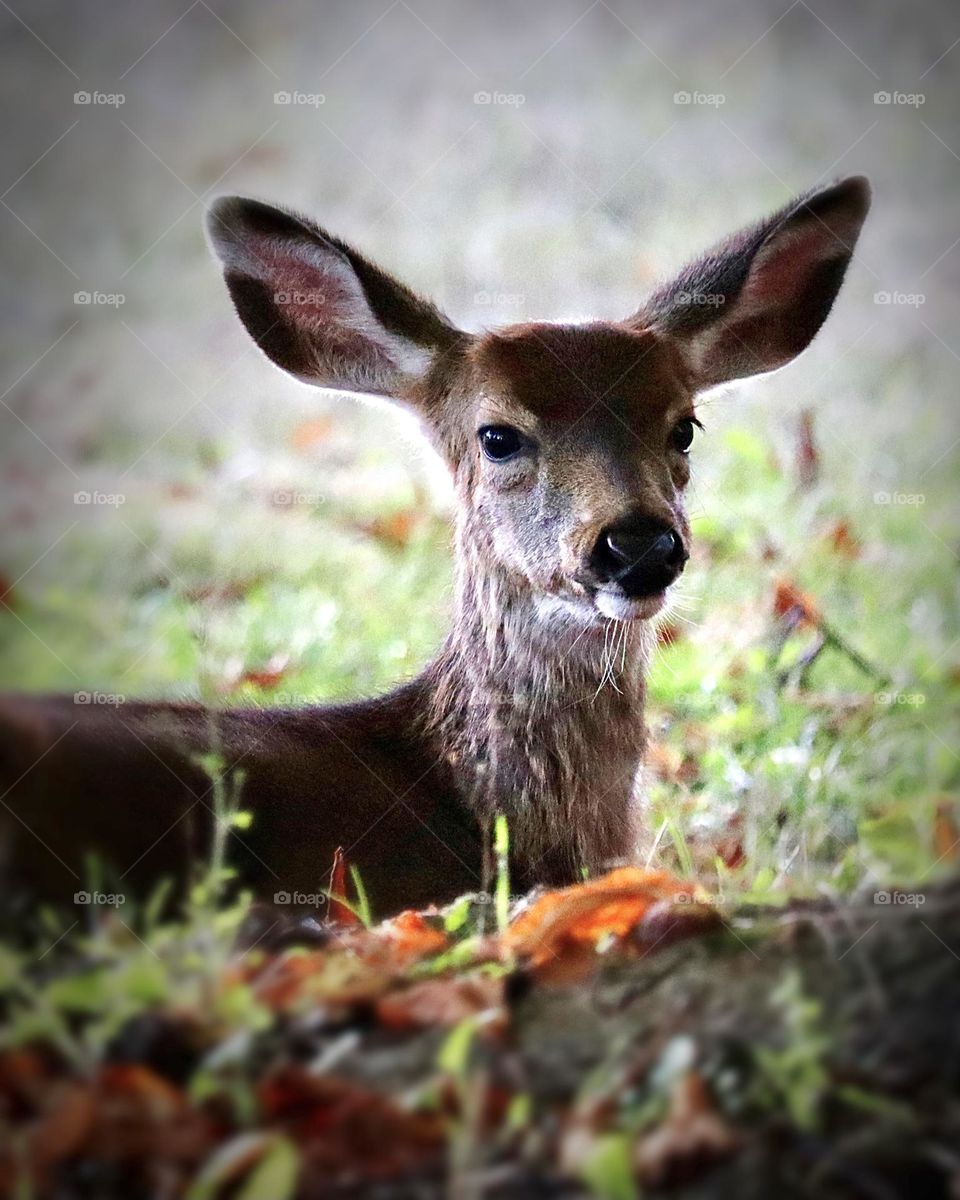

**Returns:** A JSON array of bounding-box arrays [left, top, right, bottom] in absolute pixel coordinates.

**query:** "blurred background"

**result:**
[[0, 0, 957, 893]]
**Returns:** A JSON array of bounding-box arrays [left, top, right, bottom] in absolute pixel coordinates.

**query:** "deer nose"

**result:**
[[589, 518, 687, 596]]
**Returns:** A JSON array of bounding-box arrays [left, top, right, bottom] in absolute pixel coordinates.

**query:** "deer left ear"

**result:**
[[205, 196, 465, 404], [630, 176, 871, 389]]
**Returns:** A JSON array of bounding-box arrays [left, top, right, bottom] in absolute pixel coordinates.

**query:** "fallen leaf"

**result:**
[[359, 510, 418, 549], [259, 1068, 444, 1185], [240, 654, 292, 691], [636, 1071, 741, 1186], [290, 416, 335, 452], [825, 518, 861, 560], [376, 974, 505, 1031], [504, 867, 700, 971], [378, 910, 448, 963], [773, 578, 821, 629]]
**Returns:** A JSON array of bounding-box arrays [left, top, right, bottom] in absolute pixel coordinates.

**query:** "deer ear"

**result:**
[[631, 176, 871, 389], [205, 196, 463, 401]]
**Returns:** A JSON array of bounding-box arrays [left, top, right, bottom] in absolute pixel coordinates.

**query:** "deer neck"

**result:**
[[425, 518, 653, 881]]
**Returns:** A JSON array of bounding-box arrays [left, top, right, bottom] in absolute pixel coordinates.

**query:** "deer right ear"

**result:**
[[631, 176, 871, 389], [205, 196, 463, 401]]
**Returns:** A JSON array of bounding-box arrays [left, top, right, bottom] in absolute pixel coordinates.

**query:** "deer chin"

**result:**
[[594, 588, 666, 622]]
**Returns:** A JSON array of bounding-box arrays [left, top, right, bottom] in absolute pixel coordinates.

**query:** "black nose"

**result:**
[[590, 517, 687, 597]]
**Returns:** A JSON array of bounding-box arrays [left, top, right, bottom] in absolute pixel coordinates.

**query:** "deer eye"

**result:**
[[671, 417, 700, 454], [478, 425, 530, 462]]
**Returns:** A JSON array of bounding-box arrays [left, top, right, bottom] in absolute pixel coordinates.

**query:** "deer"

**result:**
[[0, 176, 870, 922]]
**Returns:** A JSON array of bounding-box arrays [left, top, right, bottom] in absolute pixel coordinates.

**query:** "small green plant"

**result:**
[[754, 970, 830, 1130]]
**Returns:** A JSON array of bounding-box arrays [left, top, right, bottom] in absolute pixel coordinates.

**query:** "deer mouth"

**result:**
[[594, 587, 667, 622]]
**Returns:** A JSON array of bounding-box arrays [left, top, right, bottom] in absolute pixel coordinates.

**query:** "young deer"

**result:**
[[0, 177, 870, 919]]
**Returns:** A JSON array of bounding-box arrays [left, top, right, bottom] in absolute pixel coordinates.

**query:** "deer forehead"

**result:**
[[466, 321, 692, 435]]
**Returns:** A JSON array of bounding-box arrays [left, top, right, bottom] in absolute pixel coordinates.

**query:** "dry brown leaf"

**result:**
[[773, 577, 821, 629], [636, 1071, 741, 1187], [826, 518, 861, 560], [360, 510, 418, 549], [376, 974, 505, 1031], [260, 1067, 445, 1183], [378, 909, 448, 963]]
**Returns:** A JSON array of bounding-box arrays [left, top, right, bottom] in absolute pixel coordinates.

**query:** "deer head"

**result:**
[[206, 177, 870, 630]]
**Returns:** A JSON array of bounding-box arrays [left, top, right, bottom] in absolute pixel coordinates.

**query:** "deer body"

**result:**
[[0, 177, 870, 919]]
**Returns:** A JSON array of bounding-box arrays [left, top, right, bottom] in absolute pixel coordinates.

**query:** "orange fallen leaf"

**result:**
[[504, 867, 699, 968], [359, 510, 418, 549], [378, 910, 448, 963], [290, 415, 335, 451], [240, 653, 292, 691], [773, 577, 821, 628], [826, 518, 861, 560]]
